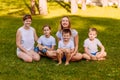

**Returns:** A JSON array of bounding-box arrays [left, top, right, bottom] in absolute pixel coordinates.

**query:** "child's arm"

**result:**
[[44, 45, 55, 51], [99, 44, 105, 54], [84, 47, 93, 57]]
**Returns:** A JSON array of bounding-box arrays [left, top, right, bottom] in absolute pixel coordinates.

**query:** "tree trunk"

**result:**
[[64, 0, 69, 3], [118, 0, 120, 8], [71, 0, 78, 14], [101, 0, 108, 7], [31, 0, 35, 15], [39, 0, 48, 15], [81, 0, 86, 10]]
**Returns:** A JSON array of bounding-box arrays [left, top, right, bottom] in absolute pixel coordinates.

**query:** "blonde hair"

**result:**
[[89, 28, 97, 34]]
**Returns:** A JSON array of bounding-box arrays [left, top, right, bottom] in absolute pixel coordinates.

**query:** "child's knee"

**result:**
[[24, 57, 33, 62], [57, 49, 62, 54], [91, 56, 97, 60], [83, 54, 88, 58], [34, 55, 40, 61], [83, 54, 91, 60], [104, 52, 107, 57], [65, 49, 70, 53]]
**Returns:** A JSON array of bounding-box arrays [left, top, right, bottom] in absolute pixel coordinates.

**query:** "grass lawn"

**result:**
[[0, 0, 120, 80]]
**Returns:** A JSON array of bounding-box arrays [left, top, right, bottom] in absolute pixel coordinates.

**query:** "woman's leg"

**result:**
[[17, 52, 33, 62], [71, 53, 83, 61], [29, 50, 40, 61]]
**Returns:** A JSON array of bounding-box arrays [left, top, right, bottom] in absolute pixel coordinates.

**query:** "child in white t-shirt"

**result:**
[[56, 29, 74, 65], [35, 25, 57, 59], [83, 28, 107, 61]]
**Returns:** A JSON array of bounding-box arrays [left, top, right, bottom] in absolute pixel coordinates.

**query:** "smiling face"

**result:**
[[43, 26, 51, 37], [23, 18, 32, 28], [88, 31, 97, 40], [63, 32, 71, 42], [61, 17, 70, 29]]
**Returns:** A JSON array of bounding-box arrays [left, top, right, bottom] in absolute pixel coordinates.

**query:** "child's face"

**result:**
[[61, 17, 69, 29], [43, 26, 51, 36], [63, 33, 71, 41], [23, 19, 32, 27], [88, 31, 97, 40]]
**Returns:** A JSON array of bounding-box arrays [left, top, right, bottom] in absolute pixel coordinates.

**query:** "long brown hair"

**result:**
[[59, 16, 71, 30]]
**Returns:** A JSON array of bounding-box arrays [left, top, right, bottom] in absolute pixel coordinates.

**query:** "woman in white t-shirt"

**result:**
[[36, 25, 57, 59], [56, 16, 83, 61], [16, 15, 40, 62]]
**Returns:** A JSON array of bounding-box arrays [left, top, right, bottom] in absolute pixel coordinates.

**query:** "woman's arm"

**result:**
[[16, 30, 28, 53], [33, 29, 38, 42], [73, 34, 79, 54]]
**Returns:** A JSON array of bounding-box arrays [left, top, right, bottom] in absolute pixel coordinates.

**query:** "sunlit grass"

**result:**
[[1, 1, 120, 19]]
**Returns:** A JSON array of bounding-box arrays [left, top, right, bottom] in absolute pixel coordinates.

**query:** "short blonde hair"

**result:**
[[89, 28, 97, 34]]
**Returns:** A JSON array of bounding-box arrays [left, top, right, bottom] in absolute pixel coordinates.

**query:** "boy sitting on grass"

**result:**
[[34, 25, 57, 59], [83, 28, 107, 61], [56, 29, 74, 65]]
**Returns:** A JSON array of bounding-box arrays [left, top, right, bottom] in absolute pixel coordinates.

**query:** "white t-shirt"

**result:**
[[56, 29, 78, 41], [17, 27, 35, 51], [37, 35, 56, 48], [58, 40, 74, 49], [83, 38, 102, 53]]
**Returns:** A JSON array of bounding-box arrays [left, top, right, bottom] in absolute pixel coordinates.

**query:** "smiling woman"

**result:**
[[16, 14, 40, 62]]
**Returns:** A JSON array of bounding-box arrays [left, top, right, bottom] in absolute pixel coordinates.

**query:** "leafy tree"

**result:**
[[31, 0, 36, 14]]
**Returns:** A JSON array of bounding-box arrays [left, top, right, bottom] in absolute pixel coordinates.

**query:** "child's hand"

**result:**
[[38, 46, 42, 50], [42, 46, 48, 49], [42, 46, 46, 49]]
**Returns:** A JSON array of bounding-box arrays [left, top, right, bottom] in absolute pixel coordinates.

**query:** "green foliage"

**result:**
[[0, 0, 120, 80]]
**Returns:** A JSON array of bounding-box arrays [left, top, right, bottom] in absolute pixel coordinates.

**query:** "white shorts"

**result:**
[[16, 48, 34, 56], [16, 48, 21, 56]]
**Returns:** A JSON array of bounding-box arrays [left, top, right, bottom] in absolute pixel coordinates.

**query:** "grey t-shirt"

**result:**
[[37, 35, 56, 48], [58, 40, 74, 49], [83, 38, 102, 53]]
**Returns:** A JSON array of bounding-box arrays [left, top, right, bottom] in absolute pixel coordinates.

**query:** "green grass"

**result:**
[[0, 0, 120, 80]]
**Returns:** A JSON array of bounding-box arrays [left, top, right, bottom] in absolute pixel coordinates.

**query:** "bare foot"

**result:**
[[56, 62, 62, 66], [86, 59, 90, 61], [65, 62, 69, 66]]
